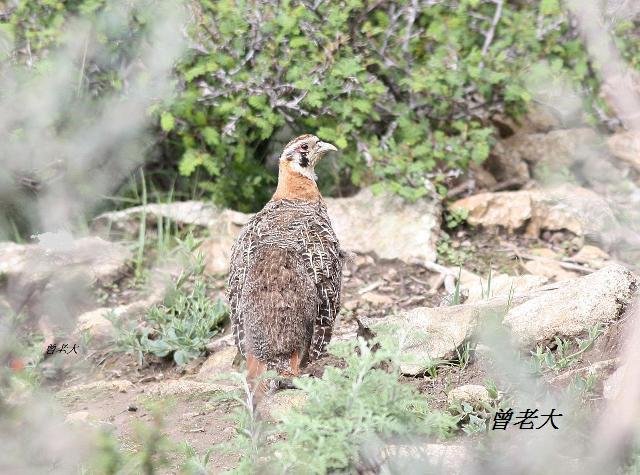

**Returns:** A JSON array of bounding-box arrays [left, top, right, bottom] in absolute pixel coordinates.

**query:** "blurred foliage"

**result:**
[[2, 0, 640, 211]]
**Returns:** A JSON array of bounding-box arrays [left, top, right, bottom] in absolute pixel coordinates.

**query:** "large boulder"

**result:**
[[448, 384, 492, 410], [94, 201, 252, 275], [377, 265, 637, 369], [504, 264, 638, 347], [0, 235, 131, 319], [486, 128, 602, 186], [369, 304, 497, 375], [91, 201, 226, 237], [325, 188, 441, 263], [75, 308, 116, 342], [200, 210, 251, 274], [0, 235, 131, 286], [372, 443, 472, 475], [497, 128, 601, 170], [461, 271, 548, 303], [449, 185, 618, 238], [100, 189, 442, 275]]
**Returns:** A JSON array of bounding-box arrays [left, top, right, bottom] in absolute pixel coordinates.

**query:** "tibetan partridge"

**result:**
[[227, 134, 343, 387]]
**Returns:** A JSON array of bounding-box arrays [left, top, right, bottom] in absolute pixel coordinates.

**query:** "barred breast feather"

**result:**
[[227, 199, 343, 368]]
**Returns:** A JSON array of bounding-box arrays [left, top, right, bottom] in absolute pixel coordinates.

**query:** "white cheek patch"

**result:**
[[290, 160, 317, 181]]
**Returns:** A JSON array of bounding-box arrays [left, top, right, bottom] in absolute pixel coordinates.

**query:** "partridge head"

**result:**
[[273, 134, 337, 201]]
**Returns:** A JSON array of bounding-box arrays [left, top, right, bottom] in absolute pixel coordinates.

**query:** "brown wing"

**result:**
[[301, 202, 343, 362]]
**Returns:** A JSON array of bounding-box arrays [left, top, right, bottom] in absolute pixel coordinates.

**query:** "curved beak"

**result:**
[[316, 141, 338, 154]]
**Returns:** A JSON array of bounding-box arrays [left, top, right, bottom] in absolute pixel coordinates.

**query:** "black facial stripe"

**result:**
[[300, 151, 309, 167]]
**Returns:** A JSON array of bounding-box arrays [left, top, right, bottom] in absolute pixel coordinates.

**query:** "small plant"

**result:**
[[113, 241, 228, 366], [83, 405, 173, 474], [449, 401, 489, 436], [448, 379, 505, 436], [437, 235, 470, 267], [140, 280, 227, 365], [454, 341, 473, 371], [179, 442, 214, 475], [530, 324, 605, 374], [218, 372, 272, 475], [445, 207, 469, 230]]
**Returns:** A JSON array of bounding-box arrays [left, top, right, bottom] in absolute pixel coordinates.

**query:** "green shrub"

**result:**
[[227, 334, 459, 474], [4, 0, 639, 211]]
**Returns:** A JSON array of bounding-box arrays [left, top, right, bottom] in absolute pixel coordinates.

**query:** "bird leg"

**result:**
[[246, 353, 268, 405]]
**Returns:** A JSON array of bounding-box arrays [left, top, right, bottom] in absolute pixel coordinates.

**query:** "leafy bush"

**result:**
[[4, 0, 639, 211], [227, 334, 459, 474]]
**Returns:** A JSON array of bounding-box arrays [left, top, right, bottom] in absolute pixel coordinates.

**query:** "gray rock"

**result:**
[[608, 131, 640, 173], [258, 389, 308, 423], [92, 188, 442, 277], [92, 202, 252, 274], [325, 188, 441, 263], [571, 245, 610, 269], [196, 346, 238, 381], [74, 291, 164, 347], [447, 384, 492, 410], [371, 304, 496, 375], [373, 443, 472, 475], [91, 201, 227, 237], [461, 272, 548, 304], [498, 128, 602, 171], [64, 411, 91, 425], [75, 308, 116, 342], [504, 264, 638, 347], [376, 265, 636, 371], [57, 380, 134, 402], [450, 185, 618, 238], [200, 210, 251, 274], [548, 358, 618, 386], [143, 380, 235, 399], [0, 236, 131, 320], [0, 235, 131, 285]]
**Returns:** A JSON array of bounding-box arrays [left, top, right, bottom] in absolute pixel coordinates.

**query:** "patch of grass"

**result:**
[[112, 238, 228, 366], [567, 371, 599, 403], [530, 324, 605, 374], [449, 400, 489, 436]]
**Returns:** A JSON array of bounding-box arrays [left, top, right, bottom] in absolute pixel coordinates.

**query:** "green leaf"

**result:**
[[201, 127, 220, 146], [471, 142, 489, 163], [540, 0, 560, 15], [160, 112, 175, 132]]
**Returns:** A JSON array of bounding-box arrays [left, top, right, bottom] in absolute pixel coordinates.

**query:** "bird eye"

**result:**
[[301, 144, 308, 150]]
